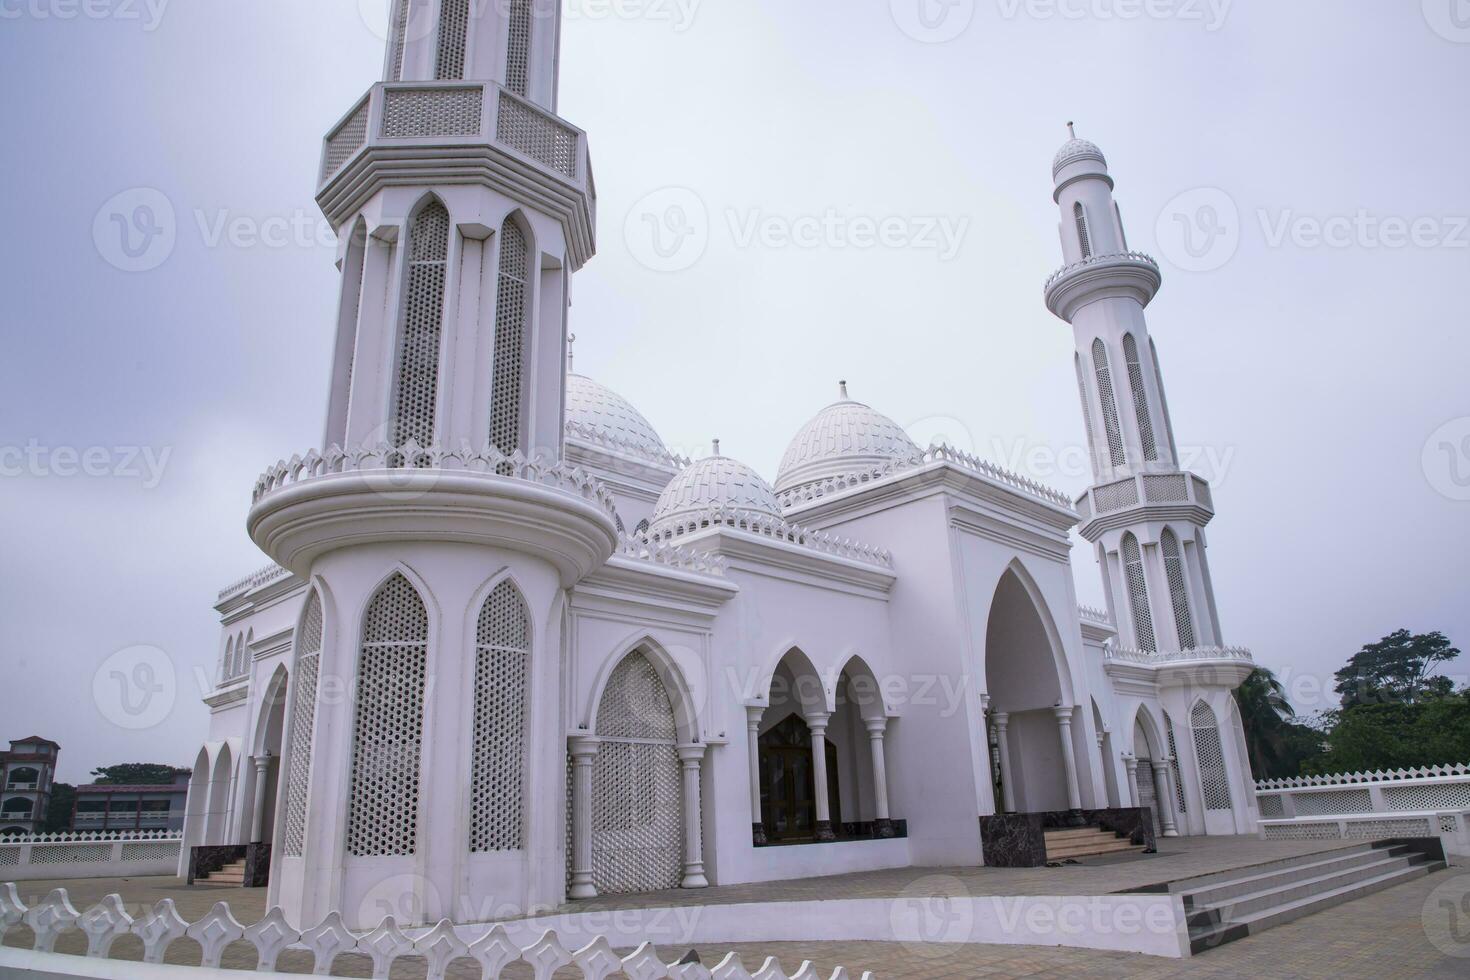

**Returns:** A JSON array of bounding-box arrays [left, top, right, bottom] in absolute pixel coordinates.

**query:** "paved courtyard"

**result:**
[[3, 837, 1466, 977]]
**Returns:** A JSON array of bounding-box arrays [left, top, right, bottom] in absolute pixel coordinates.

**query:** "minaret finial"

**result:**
[[839, 380, 849, 400], [567, 333, 576, 374], [712, 438, 721, 456], [1067, 121, 1076, 139]]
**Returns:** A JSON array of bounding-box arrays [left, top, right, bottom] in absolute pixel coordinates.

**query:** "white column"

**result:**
[[1123, 755, 1141, 808], [992, 712, 1016, 813], [1053, 706, 1085, 824], [807, 712, 835, 842], [864, 717, 894, 837], [1153, 757, 1180, 837], [567, 737, 599, 899], [745, 704, 766, 846], [676, 745, 708, 888], [249, 753, 272, 843]]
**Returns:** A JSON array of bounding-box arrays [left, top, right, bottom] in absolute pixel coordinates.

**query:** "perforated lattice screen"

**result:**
[[1075, 354, 1097, 471], [1074, 203, 1091, 259], [1122, 534, 1156, 651], [1384, 783, 1470, 811], [1257, 793, 1284, 818], [470, 581, 529, 853], [496, 93, 579, 179], [347, 574, 428, 857], [1160, 530, 1195, 650], [489, 222, 528, 456], [283, 591, 324, 857], [592, 653, 681, 894], [1345, 818, 1432, 839], [391, 203, 450, 450], [1091, 339, 1126, 468], [1122, 334, 1158, 462], [1294, 789, 1372, 816], [323, 100, 370, 180], [1165, 713, 1186, 812], [121, 842, 179, 861], [435, 0, 469, 80], [1136, 758, 1160, 833], [388, 0, 410, 82], [1190, 701, 1232, 811], [1094, 479, 1139, 512], [383, 88, 482, 138], [505, 0, 533, 96]]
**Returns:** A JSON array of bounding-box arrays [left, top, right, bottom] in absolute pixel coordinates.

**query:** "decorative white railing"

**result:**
[[1, 831, 180, 845], [0, 837, 182, 881], [1076, 471, 1214, 522], [1254, 764, 1470, 852], [1102, 645, 1255, 668], [0, 884, 869, 980], [217, 562, 292, 602], [565, 420, 689, 470], [1257, 762, 1470, 791], [251, 443, 619, 521], [1043, 250, 1160, 291], [650, 507, 893, 570], [616, 534, 729, 577], [775, 443, 1074, 512]]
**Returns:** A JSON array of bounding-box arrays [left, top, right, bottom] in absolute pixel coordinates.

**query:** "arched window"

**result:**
[[282, 590, 323, 857], [388, 0, 410, 82], [1075, 353, 1097, 467], [7, 767, 39, 789], [1160, 529, 1195, 650], [1123, 334, 1158, 462], [1074, 202, 1092, 259], [469, 581, 529, 852], [489, 221, 529, 455], [220, 637, 233, 682], [435, 0, 469, 80], [1150, 338, 1179, 460], [1121, 533, 1156, 651], [1191, 701, 1233, 811], [391, 201, 451, 450], [347, 574, 428, 857], [505, 0, 533, 96], [1091, 339, 1127, 469]]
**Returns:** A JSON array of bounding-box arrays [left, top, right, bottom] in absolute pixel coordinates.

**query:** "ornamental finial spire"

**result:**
[[1067, 121, 1076, 139], [712, 438, 721, 456], [567, 333, 576, 374], [839, 380, 849, 400]]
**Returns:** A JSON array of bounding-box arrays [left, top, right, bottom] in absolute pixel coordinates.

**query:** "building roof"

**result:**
[[649, 444, 782, 537], [775, 383, 921, 494], [565, 372, 678, 469], [76, 783, 188, 794], [9, 737, 60, 749]]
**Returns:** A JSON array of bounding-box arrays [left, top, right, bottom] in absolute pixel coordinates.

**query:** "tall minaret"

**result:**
[[254, 0, 608, 931], [1046, 126, 1223, 655]]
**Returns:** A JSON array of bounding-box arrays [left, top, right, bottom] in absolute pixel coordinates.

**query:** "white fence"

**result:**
[[0, 884, 869, 980], [1255, 763, 1470, 854], [0, 833, 182, 882]]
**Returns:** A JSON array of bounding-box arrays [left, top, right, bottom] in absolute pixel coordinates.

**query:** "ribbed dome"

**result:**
[[774, 384, 921, 493], [565, 373, 675, 467], [1053, 134, 1107, 177], [649, 448, 781, 537]]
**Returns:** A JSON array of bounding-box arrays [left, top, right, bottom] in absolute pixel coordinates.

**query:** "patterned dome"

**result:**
[[565, 373, 675, 467], [774, 384, 921, 494], [1052, 137, 1106, 174], [649, 447, 781, 537]]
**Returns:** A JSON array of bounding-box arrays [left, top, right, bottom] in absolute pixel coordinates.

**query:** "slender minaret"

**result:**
[[1046, 126, 1224, 655], [255, 0, 608, 930]]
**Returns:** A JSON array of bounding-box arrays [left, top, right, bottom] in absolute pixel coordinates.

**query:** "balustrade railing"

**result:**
[[651, 506, 893, 570], [1044, 250, 1160, 291], [1253, 764, 1470, 852], [1102, 645, 1254, 667], [1076, 471, 1214, 521]]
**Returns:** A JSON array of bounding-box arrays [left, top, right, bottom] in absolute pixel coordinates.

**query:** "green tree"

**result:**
[[89, 764, 189, 786], [1332, 629, 1461, 708], [43, 783, 76, 832], [1306, 691, 1470, 774], [1233, 667, 1324, 779]]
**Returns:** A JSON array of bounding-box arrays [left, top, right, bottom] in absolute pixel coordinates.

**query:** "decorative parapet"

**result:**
[[775, 443, 1074, 512], [1075, 471, 1214, 531], [0, 885, 871, 979], [251, 443, 618, 520], [1078, 605, 1112, 626], [614, 534, 727, 577], [1256, 762, 1470, 793], [0, 831, 181, 845], [650, 506, 893, 570], [217, 563, 291, 603], [1044, 250, 1163, 321], [564, 420, 688, 470], [1044, 250, 1161, 291], [1103, 645, 1255, 667]]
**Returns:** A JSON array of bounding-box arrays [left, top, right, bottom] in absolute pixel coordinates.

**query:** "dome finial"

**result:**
[[567, 333, 576, 374], [712, 438, 721, 456], [1067, 121, 1076, 139], [839, 380, 849, 400]]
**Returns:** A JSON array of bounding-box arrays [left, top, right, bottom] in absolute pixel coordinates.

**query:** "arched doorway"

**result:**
[[591, 650, 682, 894], [759, 713, 840, 842]]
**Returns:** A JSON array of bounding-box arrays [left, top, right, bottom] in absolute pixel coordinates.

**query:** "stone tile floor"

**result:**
[[4, 837, 1466, 977]]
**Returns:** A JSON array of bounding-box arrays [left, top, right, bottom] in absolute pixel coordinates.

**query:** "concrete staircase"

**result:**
[[194, 858, 246, 887], [1179, 841, 1445, 954], [1044, 826, 1147, 862]]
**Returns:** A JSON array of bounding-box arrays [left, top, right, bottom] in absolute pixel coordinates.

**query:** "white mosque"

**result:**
[[181, 1, 1261, 929]]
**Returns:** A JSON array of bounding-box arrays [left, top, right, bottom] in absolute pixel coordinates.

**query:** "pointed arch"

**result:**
[[586, 635, 701, 744], [1160, 528, 1195, 650], [391, 196, 451, 450], [1122, 334, 1158, 462], [763, 645, 831, 718], [504, 0, 534, 96], [1121, 533, 1156, 651], [206, 741, 235, 845], [1074, 202, 1092, 259], [253, 664, 291, 757], [984, 559, 1076, 710], [489, 214, 531, 455], [1191, 699, 1233, 811], [220, 637, 234, 683], [1129, 703, 1165, 759], [281, 588, 323, 857], [346, 572, 429, 857], [469, 578, 530, 852], [1091, 339, 1126, 468], [435, 0, 469, 80], [837, 654, 886, 721]]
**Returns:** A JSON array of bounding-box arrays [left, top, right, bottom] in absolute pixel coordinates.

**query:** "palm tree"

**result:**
[[1233, 667, 1299, 779]]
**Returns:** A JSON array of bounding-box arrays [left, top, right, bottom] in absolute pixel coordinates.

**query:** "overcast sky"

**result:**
[[1, 2, 1467, 783]]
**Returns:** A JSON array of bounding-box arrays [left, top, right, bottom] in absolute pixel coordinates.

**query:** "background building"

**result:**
[[0, 737, 59, 835]]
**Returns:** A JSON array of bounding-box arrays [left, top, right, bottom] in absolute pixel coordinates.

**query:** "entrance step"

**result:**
[[1182, 842, 1444, 955], [1043, 827, 1147, 862], [196, 859, 247, 886]]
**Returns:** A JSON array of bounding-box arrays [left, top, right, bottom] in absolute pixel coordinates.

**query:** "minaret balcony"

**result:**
[[246, 444, 619, 585], [315, 81, 596, 269], [1075, 471, 1214, 540], [1102, 644, 1256, 688], [1044, 250, 1161, 320]]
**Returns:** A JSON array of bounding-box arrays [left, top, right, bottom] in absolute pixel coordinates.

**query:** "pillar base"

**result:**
[[1162, 829, 1180, 838], [681, 866, 709, 889], [568, 877, 597, 900], [752, 822, 768, 846], [873, 818, 896, 839], [1066, 809, 1088, 828], [814, 820, 836, 843]]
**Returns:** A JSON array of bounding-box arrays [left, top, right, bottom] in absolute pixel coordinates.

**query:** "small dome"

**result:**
[[775, 383, 921, 494], [1052, 127, 1107, 178], [649, 445, 781, 537], [565, 373, 675, 468]]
